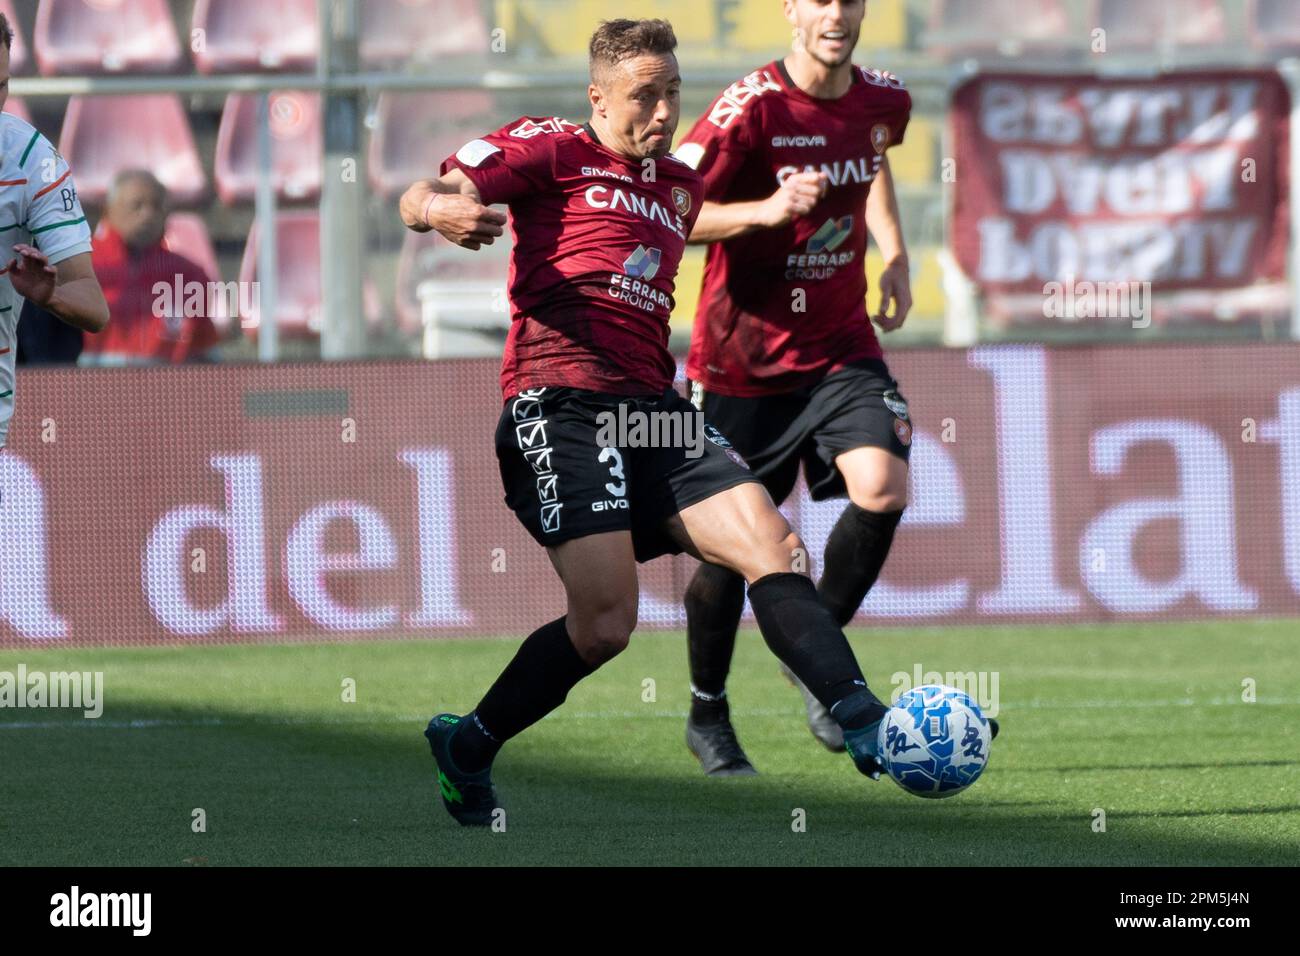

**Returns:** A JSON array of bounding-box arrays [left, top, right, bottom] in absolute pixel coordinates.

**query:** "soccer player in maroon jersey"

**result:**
[[673, 0, 995, 774], [400, 19, 900, 825]]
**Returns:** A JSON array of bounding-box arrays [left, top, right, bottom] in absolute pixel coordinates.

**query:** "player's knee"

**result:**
[[743, 524, 808, 580], [568, 601, 637, 665], [848, 477, 908, 513]]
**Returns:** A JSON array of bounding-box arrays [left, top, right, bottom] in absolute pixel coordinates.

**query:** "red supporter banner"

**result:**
[[1, 345, 1299, 647], [950, 71, 1291, 303]]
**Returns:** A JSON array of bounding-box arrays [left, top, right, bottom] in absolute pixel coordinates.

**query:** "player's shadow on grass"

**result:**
[[7, 700, 1299, 866]]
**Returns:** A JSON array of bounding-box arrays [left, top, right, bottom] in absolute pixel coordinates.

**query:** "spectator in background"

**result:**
[[80, 170, 220, 366]]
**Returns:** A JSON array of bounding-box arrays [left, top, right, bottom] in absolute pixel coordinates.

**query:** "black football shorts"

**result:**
[[690, 358, 912, 506], [496, 385, 759, 562]]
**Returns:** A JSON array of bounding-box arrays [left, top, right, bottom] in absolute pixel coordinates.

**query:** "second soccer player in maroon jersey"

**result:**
[[674, 0, 996, 773]]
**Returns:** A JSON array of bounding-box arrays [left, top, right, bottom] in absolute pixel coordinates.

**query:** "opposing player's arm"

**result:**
[[687, 171, 828, 245], [866, 156, 911, 332], [8, 246, 108, 333], [398, 169, 506, 251]]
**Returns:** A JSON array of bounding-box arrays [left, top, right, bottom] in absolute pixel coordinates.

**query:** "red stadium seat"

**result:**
[[3, 98, 31, 125], [239, 211, 322, 338], [360, 0, 490, 68], [1250, 0, 1300, 51], [59, 95, 208, 207], [214, 91, 322, 205], [1, 0, 31, 75], [926, 0, 1071, 56], [368, 90, 497, 199], [33, 0, 184, 75], [394, 223, 511, 336], [191, 0, 318, 74], [1096, 0, 1226, 47]]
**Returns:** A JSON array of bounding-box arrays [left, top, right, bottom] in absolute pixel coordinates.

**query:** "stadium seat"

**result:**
[[368, 90, 496, 199], [191, 0, 318, 74], [239, 211, 322, 338], [394, 225, 511, 337], [239, 212, 382, 339], [3, 98, 31, 125], [1249, 0, 1300, 52], [1096, 0, 1226, 47], [33, 0, 185, 75], [214, 91, 322, 205], [1, 0, 31, 75], [59, 95, 208, 207], [360, 0, 490, 67], [925, 0, 1071, 56]]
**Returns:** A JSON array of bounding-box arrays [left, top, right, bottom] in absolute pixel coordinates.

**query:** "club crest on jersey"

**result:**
[[893, 417, 912, 447], [672, 186, 691, 217], [871, 124, 891, 155], [882, 389, 908, 420]]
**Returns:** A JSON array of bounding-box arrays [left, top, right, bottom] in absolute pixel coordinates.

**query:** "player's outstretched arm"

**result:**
[[8, 247, 108, 333], [687, 171, 827, 245], [399, 169, 507, 251], [866, 157, 911, 332]]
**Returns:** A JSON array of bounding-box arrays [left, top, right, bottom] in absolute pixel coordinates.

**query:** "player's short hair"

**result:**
[[0, 13, 13, 52], [588, 19, 677, 85]]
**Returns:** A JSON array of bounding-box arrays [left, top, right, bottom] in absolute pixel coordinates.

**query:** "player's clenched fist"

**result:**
[[400, 181, 507, 251], [757, 171, 827, 228]]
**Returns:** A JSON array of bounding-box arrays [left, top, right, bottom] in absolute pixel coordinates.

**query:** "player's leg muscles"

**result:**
[[664, 484, 885, 729], [547, 529, 639, 665], [815, 446, 908, 626], [452, 531, 637, 772]]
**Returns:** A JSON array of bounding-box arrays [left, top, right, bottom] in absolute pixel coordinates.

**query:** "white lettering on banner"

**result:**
[[144, 454, 283, 635], [998, 148, 1239, 216], [979, 81, 1261, 148], [141, 449, 473, 637], [1259, 390, 1300, 597], [1080, 421, 1258, 613], [977, 217, 1257, 284], [286, 502, 400, 630], [401, 448, 474, 627], [0, 453, 67, 639], [970, 347, 1082, 614]]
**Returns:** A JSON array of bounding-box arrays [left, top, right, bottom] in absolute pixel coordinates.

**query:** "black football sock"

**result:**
[[451, 616, 595, 773], [684, 561, 746, 723], [817, 505, 904, 626], [747, 571, 884, 713]]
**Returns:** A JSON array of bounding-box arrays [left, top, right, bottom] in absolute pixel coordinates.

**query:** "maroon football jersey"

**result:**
[[678, 60, 911, 397], [440, 117, 704, 399]]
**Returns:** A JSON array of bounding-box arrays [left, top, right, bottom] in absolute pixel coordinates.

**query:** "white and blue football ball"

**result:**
[[877, 684, 991, 798]]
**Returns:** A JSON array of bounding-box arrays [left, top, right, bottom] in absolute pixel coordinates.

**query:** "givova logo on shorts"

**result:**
[[513, 389, 562, 533]]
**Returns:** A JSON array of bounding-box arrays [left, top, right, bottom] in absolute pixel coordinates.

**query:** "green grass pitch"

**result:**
[[2, 619, 1298, 866]]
